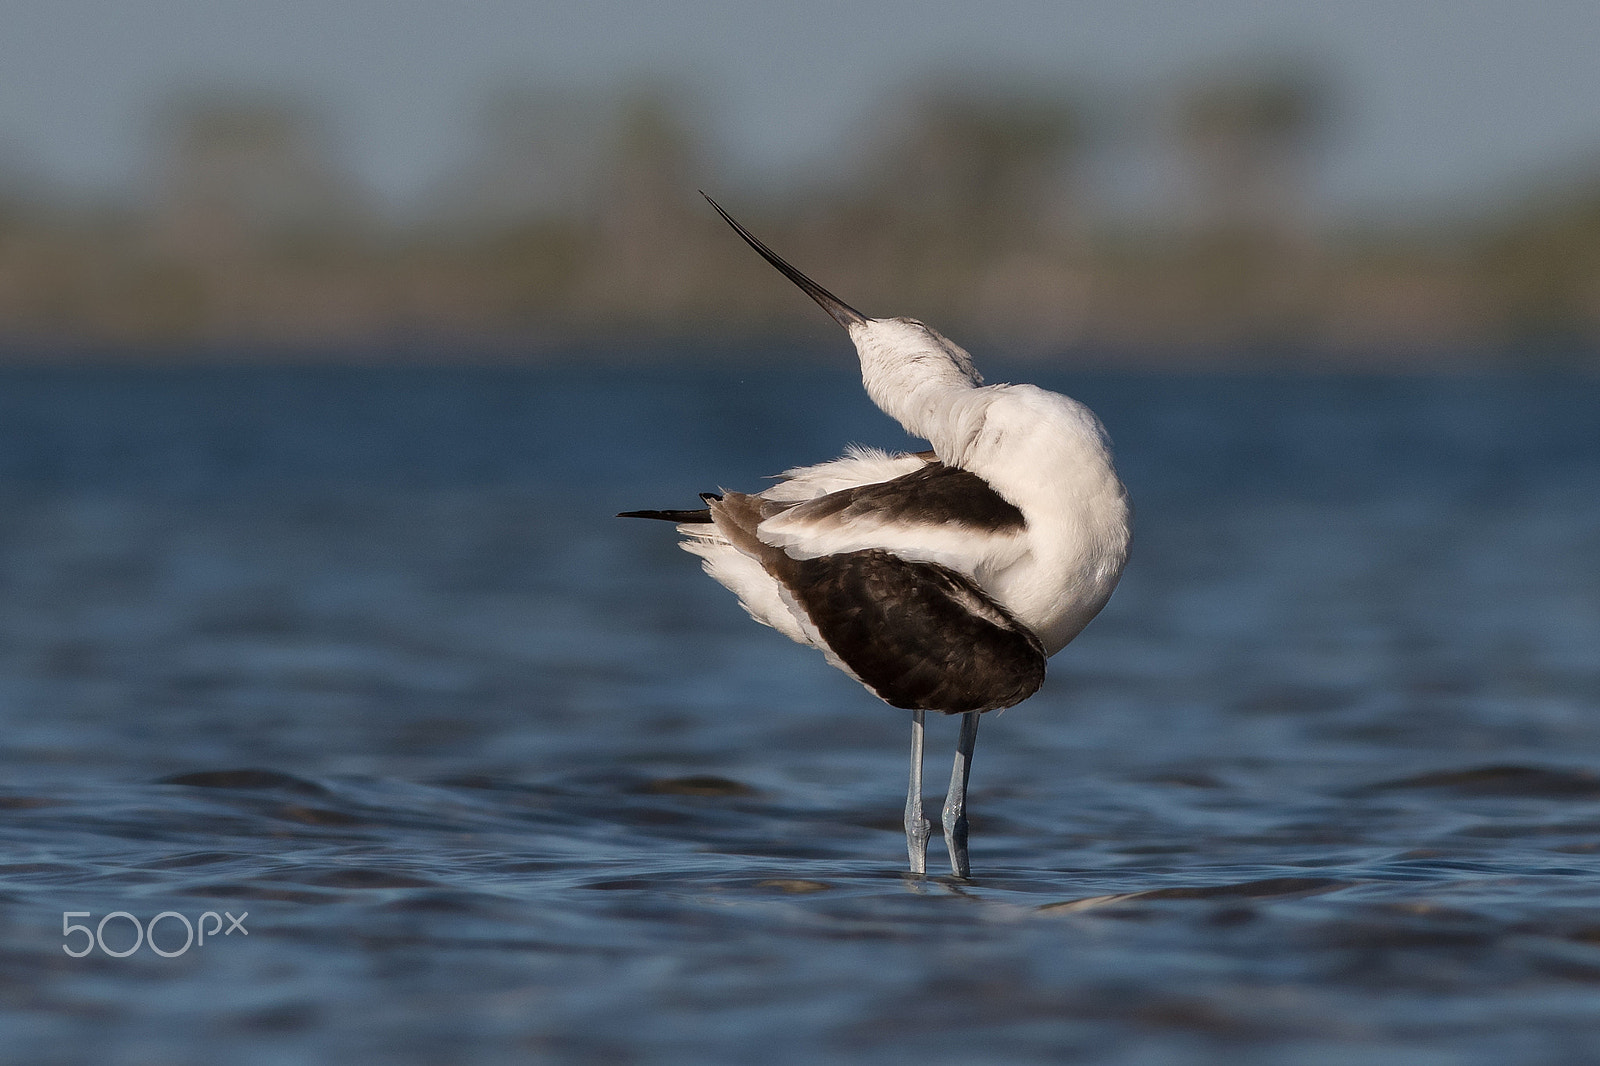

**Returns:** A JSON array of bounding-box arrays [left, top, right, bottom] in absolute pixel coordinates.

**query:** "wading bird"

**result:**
[[621, 195, 1131, 877]]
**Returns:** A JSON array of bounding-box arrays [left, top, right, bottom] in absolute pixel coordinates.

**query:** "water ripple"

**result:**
[[1, 366, 1597, 1063]]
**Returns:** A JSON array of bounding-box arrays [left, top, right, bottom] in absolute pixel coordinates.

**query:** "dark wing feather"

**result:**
[[784, 549, 1046, 713], [780, 462, 1024, 534], [709, 492, 1044, 714], [617, 508, 712, 523], [618, 493, 721, 523]]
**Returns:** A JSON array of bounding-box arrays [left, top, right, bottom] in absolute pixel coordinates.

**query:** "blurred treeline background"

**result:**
[[3, 67, 1599, 362]]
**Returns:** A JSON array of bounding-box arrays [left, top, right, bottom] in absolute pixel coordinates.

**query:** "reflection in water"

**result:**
[[1, 362, 1598, 1063]]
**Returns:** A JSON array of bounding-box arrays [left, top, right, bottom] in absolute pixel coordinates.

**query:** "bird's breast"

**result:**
[[994, 492, 1130, 656], [963, 411, 1131, 656]]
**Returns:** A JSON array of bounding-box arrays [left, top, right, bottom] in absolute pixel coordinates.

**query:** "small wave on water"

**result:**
[[1, 363, 1598, 1064], [9, 756, 1600, 1064]]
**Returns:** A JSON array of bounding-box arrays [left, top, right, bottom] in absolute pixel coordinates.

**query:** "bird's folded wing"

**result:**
[[710, 492, 1044, 713], [756, 462, 1028, 570], [760, 445, 933, 502], [781, 548, 1046, 713]]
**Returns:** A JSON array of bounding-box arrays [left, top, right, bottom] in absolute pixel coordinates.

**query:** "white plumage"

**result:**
[[622, 196, 1131, 878]]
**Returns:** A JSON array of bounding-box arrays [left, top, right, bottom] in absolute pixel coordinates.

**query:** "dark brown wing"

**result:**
[[782, 548, 1046, 713], [709, 492, 1045, 714], [776, 461, 1025, 535]]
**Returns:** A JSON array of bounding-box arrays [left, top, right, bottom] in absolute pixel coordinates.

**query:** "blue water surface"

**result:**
[[1, 354, 1598, 1064]]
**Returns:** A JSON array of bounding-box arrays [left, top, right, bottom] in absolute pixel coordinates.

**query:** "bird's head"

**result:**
[[703, 194, 983, 441]]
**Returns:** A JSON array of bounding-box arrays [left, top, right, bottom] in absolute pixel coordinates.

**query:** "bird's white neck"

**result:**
[[848, 318, 984, 449]]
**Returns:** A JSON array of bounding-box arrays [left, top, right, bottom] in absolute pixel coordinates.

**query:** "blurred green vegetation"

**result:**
[[1, 73, 1597, 364]]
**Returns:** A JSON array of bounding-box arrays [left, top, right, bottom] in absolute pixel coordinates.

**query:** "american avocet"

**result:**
[[621, 195, 1131, 878]]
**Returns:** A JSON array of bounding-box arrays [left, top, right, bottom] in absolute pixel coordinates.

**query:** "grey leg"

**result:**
[[941, 711, 981, 878], [905, 710, 930, 874]]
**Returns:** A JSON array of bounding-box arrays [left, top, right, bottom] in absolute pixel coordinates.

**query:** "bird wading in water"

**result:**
[[621, 195, 1131, 878]]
